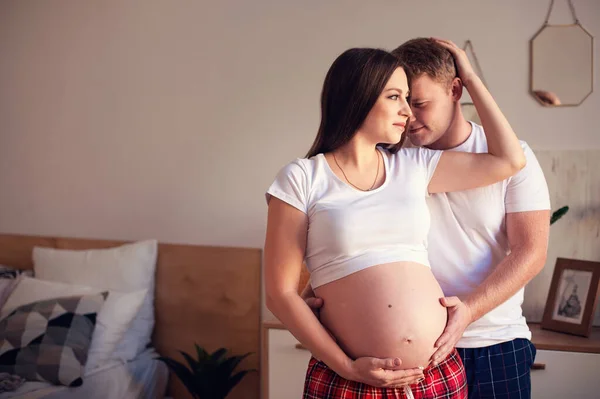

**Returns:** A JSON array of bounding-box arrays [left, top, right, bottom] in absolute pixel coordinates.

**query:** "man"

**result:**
[[304, 38, 550, 398]]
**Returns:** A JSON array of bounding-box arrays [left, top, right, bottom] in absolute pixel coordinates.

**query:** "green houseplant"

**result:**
[[158, 344, 253, 399]]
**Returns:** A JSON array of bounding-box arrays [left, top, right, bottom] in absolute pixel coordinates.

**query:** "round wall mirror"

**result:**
[[530, 24, 594, 107]]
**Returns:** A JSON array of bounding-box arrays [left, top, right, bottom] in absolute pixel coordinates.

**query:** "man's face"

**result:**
[[406, 74, 456, 148]]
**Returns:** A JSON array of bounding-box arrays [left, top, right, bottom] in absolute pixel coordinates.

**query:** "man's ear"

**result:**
[[450, 77, 463, 102]]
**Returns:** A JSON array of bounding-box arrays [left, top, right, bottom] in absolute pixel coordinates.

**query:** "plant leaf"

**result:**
[[221, 352, 252, 376], [157, 357, 198, 398], [179, 350, 201, 372], [550, 205, 569, 225], [225, 370, 250, 396], [211, 347, 228, 363], [195, 343, 209, 363]]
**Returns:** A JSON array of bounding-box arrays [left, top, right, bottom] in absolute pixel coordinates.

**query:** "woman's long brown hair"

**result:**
[[306, 48, 407, 158]]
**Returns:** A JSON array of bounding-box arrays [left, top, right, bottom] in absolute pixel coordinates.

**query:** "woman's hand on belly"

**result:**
[[345, 356, 425, 388]]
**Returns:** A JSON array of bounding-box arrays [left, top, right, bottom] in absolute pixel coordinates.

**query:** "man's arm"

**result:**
[[465, 209, 549, 320], [431, 209, 550, 364]]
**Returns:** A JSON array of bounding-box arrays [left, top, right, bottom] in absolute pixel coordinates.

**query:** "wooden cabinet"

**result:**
[[262, 325, 311, 399], [529, 324, 600, 399], [531, 350, 600, 398]]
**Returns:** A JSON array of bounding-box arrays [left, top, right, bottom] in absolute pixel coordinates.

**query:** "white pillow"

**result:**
[[0, 276, 147, 373], [32, 240, 158, 362]]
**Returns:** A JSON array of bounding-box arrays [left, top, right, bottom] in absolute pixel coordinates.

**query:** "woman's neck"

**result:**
[[332, 140, 380, 171]]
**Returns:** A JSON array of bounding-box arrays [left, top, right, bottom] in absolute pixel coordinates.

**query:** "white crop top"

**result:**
[[266, 147, 442, 288]]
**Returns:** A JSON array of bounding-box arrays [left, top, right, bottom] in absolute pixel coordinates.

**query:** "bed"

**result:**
[[0, 234, 261, 399], [1, 348, 167, 399]]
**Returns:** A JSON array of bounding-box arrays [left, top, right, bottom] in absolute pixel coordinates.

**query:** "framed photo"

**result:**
[[541, 258, 600, 337]]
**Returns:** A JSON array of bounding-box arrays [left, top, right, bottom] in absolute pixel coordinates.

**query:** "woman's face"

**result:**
[[358, 67, 412, 145]]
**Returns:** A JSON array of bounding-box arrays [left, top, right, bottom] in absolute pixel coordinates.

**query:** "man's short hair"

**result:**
[[392, 38, 456, 87]]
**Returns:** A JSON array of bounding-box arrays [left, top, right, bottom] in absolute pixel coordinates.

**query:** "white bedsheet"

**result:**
[[0, 348, 168, 399]]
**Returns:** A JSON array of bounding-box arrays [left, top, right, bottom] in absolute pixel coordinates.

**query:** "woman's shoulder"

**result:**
[[274, 154, 322, 181], [391, 146, 440, 163], [384, 147, 442, 182], [288, 154, 321, 170]]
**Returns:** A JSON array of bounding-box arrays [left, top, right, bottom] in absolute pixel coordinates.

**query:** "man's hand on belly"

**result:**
[[304, 295, 339, 342], [305, 296, 324, 318], [430, 296, 473, 366]]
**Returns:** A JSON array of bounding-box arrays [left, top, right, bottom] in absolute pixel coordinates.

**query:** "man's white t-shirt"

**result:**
[[427, 122, 551, 348]]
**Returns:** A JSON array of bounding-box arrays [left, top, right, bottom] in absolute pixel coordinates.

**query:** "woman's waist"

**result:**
[[308, 251, 430, 289], [314, 261, 439, 295]]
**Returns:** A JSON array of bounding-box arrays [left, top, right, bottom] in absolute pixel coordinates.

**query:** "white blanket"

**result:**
[[0, 348, 168, 399]]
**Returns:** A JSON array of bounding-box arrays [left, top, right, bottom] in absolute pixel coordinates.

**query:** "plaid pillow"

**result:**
[[0, 292, 107, 387]]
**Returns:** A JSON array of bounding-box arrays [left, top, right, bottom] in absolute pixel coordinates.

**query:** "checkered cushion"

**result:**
[[0, 292, 107, 387]]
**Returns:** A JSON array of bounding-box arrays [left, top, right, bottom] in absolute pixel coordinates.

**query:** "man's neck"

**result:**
[[426, 116, 473, 151]]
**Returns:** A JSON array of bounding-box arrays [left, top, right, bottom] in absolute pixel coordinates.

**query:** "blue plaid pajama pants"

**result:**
[[457, 338, 537, 399]]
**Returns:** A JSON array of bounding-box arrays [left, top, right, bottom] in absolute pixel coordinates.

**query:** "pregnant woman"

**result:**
[[264, 39, 525, 399]]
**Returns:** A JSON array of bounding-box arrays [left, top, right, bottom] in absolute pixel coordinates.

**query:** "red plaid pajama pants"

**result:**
[[303, 349, 467, 399]]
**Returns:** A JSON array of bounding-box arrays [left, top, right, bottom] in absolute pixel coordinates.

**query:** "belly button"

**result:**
[[403, 338, 412, 344]]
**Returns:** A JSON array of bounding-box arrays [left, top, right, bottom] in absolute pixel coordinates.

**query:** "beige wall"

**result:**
[[0, 0, 599, 322]]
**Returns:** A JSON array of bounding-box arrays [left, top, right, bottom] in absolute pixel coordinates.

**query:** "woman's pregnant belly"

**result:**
[[314, 261, 447, 369]]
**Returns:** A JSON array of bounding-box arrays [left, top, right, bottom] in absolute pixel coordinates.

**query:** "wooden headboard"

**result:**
[[0, 233, 262, 399]]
